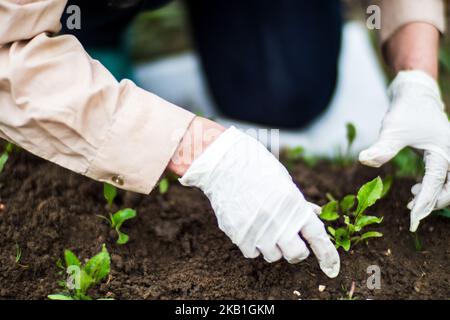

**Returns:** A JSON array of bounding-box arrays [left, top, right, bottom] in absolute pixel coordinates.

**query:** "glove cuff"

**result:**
[[388, 70, 444, 110], [178, 126, 242, 189]]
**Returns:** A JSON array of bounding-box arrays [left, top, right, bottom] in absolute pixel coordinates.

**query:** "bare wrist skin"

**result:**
[[386, 22, 440, 80], [168, 116, 226, 176]]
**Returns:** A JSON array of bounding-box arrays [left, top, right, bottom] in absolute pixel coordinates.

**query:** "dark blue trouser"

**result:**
[[62, 0, 342, 129]]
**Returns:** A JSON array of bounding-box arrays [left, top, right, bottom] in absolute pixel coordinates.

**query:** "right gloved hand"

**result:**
[[179, 126, 340, 278]]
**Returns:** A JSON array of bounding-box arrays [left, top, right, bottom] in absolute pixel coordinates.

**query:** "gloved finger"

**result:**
[[300, 214, 340, 278], [256, 244, 283, 263], [277, 233, 310, 264], [309, 202, 322, 215], [238, 242, 260, 259], [409, 173, 450, 210], [359, 137, 406, 168], [410, 152, 448, 232]]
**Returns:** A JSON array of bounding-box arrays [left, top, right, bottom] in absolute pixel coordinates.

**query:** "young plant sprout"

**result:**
[[48, 244, 111, 300], [158, 172, 181, 195], [0, 143, 13, 173], [335, 123, 357, 166], [159, 177, 170, 194], [320, 176, 391, 251], [99, 183, 137, 244]]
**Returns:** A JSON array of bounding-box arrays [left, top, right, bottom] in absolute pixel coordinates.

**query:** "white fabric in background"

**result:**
[[134, 22, 389, 157]]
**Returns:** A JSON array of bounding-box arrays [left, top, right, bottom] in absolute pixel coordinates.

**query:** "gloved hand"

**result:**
[[179, 126, 340, 278], [359, 70, 450, 232]]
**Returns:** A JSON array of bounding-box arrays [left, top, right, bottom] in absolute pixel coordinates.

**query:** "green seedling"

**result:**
[[48, 244, 111, 300], [99, 208, 137, 245], [0, 143, 13, 173], [159, 177, 170, 194], [15, 243, 22, 264], [335, 123, 357, 166], [391, 148, 424, 178], [100, 183, 137, 244], [158, 172, 181, 194], [320, 176, 390, 251], [103, 183, 117, 211]]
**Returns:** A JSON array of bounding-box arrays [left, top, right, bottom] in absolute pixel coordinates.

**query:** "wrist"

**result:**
[[167, 116, 225, 176], [386, 22, 439, 80]]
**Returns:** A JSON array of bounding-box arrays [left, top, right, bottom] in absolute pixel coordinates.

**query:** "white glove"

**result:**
[[359, 70, 450, 232], [179, 127, 340, 278]]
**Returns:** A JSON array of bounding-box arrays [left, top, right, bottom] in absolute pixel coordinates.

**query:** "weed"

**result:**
[[412, 232, 423, 252], [15, 243, 22, 264], [320, 176, 391, 251], [48, 244, 111, 300]]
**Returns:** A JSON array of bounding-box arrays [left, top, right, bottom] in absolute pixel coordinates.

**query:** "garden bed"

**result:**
[[0, 151, 448, 300]]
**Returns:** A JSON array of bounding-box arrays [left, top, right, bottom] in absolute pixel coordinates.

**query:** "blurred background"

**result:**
[[88, 0, 450, 156]]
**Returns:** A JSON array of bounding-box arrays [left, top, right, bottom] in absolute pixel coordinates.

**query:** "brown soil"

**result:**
[[0, 151, 449, 300]]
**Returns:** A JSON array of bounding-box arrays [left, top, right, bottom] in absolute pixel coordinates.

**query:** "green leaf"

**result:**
[[381, 175, 393, 198], [327, 226, 336, 237], [64, 250, 81, 268], [78, 269, 94, 293], [103, 183, 117, 208], [343, 215, 358, 233], [48, 294, 74, 300], [116, 230, 130, 245], [334, 228, 351, 252], [319, 200, 340, 221], [346, 123, 356, 148], [358, 231, 383, 242], [83, 244, 110, 284], [356, 177, 383, 216], [159, 177, 170, 194], [355, 215, 383, 229], [110, 208, 137, 229], [0, 152, 9, 173], [340, 195, 355, 213]]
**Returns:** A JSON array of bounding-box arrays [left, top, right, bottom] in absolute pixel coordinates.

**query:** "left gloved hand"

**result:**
[[359, 70, 450, 231]]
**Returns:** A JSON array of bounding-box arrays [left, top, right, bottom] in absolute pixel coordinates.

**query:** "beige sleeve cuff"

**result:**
[[0, 0, 67, 45], [377, 0, 446, 43], [86, 84, 195, 194]]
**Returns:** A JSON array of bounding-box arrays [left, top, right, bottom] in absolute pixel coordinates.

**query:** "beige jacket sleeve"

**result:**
[[377, 0, 446, 43], [0, 0, 195, 194]]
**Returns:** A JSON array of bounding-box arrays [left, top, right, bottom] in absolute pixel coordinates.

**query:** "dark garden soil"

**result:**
[[0, 151, 448, 300]]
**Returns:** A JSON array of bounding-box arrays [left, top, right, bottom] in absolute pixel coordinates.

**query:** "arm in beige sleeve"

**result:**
[[375, 0, 446, 78], [0, 0, 195, 193]]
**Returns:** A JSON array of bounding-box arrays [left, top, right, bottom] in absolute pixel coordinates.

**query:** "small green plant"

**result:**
[[48, 244, 111, 300], [15, 243, 22, 264], [103, 183, 117, 211], [100, 183, 137, 244], [320, 176, 391, 251], [0, 143, 13, 173], [99, 208, 137, 244], [159, 177, 170, 194], [335, 123, 357, 166]]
